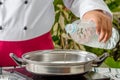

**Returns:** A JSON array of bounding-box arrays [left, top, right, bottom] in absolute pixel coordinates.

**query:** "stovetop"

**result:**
[[30, 72, 110, 80], [1, 67, 110, 80]]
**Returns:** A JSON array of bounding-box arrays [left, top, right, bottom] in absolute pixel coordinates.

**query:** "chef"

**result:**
[[0, 0, 112, 67]]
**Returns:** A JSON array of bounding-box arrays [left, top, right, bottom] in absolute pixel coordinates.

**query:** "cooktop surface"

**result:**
[[3, 67, 110, 80]]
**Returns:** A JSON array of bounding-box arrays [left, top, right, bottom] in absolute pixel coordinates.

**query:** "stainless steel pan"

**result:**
[[9, 49, 109, 75]]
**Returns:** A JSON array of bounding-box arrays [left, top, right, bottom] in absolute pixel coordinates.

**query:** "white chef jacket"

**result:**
[[0, 0, 112, 41]]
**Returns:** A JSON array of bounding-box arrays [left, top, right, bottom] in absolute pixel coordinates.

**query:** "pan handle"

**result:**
[[92, 53, 109, 67], [9, 53, 26, 65]]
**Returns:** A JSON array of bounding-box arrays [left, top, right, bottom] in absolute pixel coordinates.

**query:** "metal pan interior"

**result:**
[[22, 50, 97, 65]]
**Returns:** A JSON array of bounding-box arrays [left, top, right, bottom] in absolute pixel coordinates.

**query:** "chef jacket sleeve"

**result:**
[[63, 0, 113, 19]]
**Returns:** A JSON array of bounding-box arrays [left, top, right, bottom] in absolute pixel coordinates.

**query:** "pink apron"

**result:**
[[0, 32, 54, 67]]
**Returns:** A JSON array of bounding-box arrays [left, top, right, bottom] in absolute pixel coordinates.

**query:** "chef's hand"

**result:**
[[82, 10, 112, 43]]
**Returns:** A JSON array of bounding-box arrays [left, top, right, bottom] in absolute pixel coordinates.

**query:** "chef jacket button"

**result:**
[[0, 26, 3, 30], [0, 2, 3, 5], [24, 26, 27, 30], [24, 0, 28, 4]]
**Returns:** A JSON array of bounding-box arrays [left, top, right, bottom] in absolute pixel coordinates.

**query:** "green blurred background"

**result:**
[[51, 0, 120, 68]]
